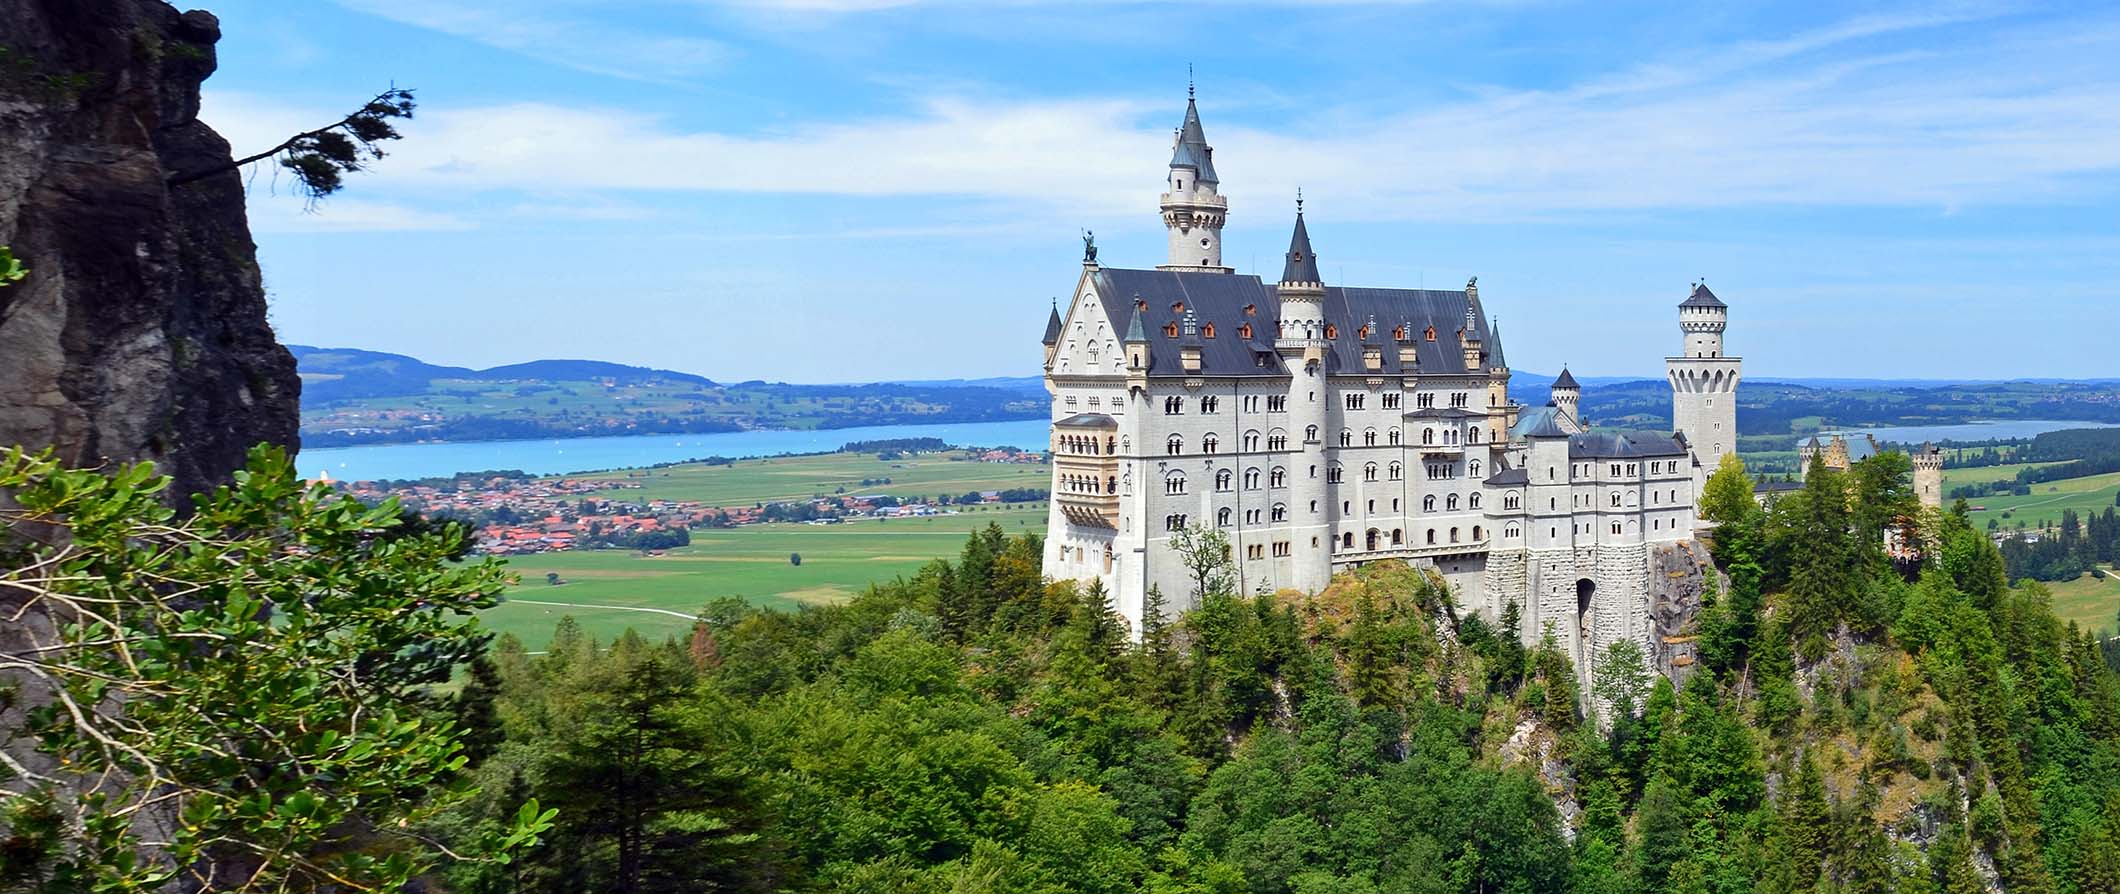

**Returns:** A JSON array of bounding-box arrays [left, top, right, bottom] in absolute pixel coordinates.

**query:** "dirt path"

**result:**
[[503, 598, 697, 620]]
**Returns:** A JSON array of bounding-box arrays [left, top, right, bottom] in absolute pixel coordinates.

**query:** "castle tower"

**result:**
[[1667, 283, 1741, 494], [1551, 367, 1582, 429], [1041, 299, 1063, 369], [1158, 86, 1231, 273], [1913, 442, 1945, 509], [1275, 203, 1332, 592]]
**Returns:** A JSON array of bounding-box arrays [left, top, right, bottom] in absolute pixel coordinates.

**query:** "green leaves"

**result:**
[[0, 445, 535, 890], [0, 245, 23, 287]]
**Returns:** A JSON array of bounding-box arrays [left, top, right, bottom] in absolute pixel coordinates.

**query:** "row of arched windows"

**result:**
[[1058, 473, 1116, 495], [1056, 434, 1115, 455]]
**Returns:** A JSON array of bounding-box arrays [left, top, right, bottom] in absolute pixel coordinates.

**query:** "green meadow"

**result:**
[[1958, 469, 2120, 532], [484, 503, 1048, 647], [2043, 569, 2120, 635], [578, 450, 1049, 506]]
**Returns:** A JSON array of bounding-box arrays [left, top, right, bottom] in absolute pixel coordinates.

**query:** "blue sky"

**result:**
[[201, 1, 2120, 383]]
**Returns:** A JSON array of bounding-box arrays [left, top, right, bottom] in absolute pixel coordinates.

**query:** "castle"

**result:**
[[1040, 92, 1730, 676], [1795, 433, 1946, 509]]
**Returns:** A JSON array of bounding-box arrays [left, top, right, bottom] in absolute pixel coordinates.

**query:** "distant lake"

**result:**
[[299, 419, 1051, 481], [1818, 420, 2120, 446]]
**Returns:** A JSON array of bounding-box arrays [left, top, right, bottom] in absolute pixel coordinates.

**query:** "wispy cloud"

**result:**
[[246, 198, 475, 233], [330, 0, 729, 82], [211, 8, 2120, 228]]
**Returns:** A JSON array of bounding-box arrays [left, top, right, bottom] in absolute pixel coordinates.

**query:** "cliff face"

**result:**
[[0, 0, 297, 500]]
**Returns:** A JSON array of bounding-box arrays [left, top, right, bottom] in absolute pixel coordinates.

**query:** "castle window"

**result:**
[[1364, 429, 1377, 446], [1203, 323, 1216, 338], [1504, 493, 1520, 510], [1267, 395, 1285, 412], [1271, 467, 1287, 487], [1469, 493, 1481, 509], [1469, 459, 1482, 477], [1447, 495, 1459, 511], [1217, 507, 1232, 527], [1325, 325, 1338, 340], [1272, 504, 1287, 522], [1423, 495, 1436, 512], [1389, 462, 1402, 481], [1305, 425, 1319, 442], [1473, 525, 1483, 540], [1164, 396, 1183, 415], [1165, 471, 1187, 494], [1424, 326, 1436, 341], [1167, 434, 1183, 455], [1427, 529, 1437, 544], [1203, 434, 1219, 454], [1215, 469, 1232, 491], [1506, 525, 1520, 539], [1201, 396, 1218, 414], [1345, 393, 1365, 410], [1450, 527, 1460, 543], [1238, 323, 1252, 339], [1340, 429, 1353, 447], [1244, 468, 1261, 489], [1328, 465, 1344, 484], [1164, 322, 1180, 338], [1389, 428, 1401, 445], [1244, 303, 1257, 317], [1364, 463, 1378, 482], [1382, 393, 1401, 409], [1268, 432, 1288, 451], [1165, 514, 1188, 531], [1244, 431, 1260, 451], [1612, 522, 1623, 535], [1172, 301, 1184, 313]]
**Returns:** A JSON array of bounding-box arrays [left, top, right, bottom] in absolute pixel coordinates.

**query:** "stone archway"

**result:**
[[1575, 578, 1597, 669]]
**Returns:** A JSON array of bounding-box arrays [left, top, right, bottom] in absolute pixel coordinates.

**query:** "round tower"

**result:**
[[1912, 442, 1945, 509], [1550, 366, 1581, 428], [1158, 86, 1231, 273], [1275, 200, 1332, 593], [1667, 282, 1741, 496]]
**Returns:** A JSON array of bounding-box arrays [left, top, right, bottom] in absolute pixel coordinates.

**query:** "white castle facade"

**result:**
[[1040, 93, 1737, 674]]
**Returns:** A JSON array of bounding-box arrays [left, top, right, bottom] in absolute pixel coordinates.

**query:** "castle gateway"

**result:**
[[1040, 92, 1733, 678]]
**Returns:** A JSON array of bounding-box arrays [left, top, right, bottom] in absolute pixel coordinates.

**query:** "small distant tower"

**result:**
[[1551, 367, 1582, 429], [1668, 282, 1741, 493], [1159, 83, 1231, 273], [1913, 442, 1945, 508], [1041, 299, 1063, 369]]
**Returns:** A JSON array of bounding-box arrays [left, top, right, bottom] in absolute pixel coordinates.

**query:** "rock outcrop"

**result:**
[[0, 0, 297, 499]]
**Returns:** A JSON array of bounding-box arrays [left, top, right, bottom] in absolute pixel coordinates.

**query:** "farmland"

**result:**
[[580, 449, 1049, 506], [1956, 469, 2120, 532], [483, 503, 1047, 647]]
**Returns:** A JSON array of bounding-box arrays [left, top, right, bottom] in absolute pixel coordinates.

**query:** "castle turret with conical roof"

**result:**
[[1273, 197, 1329, 367], [1159, 83, 1230, 273], [1669, 281, 1742, 496]]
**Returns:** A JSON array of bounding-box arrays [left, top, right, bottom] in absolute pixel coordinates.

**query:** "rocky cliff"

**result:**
[[0, 0, 297, 500]]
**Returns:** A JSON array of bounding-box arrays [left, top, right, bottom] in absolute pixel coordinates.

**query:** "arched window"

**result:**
[[1165, 471, 1187, 495], [1363, 463, 1378, 482], [1215, 469, 1233, 491], [1388, 428, 1401, 445], [1305, 425, 1319, 442], [1244, 467, 1261, 489], [1340, 429, 1353, 447], [1268, 430, 1288, 451], [1388, 462, 1402, 481], [1342, 531, 1355, 548], [1392, 529, 1404, 545], [1450, 527, 1461, 543], [1469, 493, 1481, 509], [1328, 464, 1344, 484], [1473, 525, 1484, 540], [1422, 495, 1436, 512], [1364, 428, 1377, 446], [1167, 434, 1183, 455], [1217, 507, 1232, 527], [1272, 504, 1287, 522], [1243, 430, 1260, 451], [1203, 433, 1219, 454], [1506, 524, 1521, 539], [1469, 459, 1482, 477], [1270, 467, 1287, 488], [1426, 529, 1437, 544], [1164, 396, 1183, 415], [1422, 428, 1435, 445], [1200, 396, 1218, 414], [1447, 494, 1459, 511], [1504, 492, 1521, 510]]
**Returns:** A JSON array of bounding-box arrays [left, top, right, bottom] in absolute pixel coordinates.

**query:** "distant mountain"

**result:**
[[477, 359, 715, 387], [882, 375, 1045, 393], [291, 346, 715, 404]]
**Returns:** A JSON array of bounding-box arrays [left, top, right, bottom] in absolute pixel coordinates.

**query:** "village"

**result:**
[[332, 446, 1050, 556]]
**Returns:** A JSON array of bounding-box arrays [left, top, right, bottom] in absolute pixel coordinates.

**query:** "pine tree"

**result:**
[[453, 653, 506, 765], [1778, 752, 1831, 891], [1344, 591, 1397, 708]]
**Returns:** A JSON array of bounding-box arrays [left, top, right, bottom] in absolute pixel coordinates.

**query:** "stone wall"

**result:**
[[0, 0, 297, 501]]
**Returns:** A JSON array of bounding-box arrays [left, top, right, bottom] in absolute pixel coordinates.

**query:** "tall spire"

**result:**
[[1159, 82, 1229, 272], [1280, 198, 1321, 285], [1170, 85, 1217, 184], [1042, 298, 1062, 346]]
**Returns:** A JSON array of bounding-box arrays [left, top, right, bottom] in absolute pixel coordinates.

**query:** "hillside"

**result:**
[[294, 345, 1047, 446]]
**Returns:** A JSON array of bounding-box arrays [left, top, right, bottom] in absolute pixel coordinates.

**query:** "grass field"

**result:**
[[484, 504, 1048, 646], [1960, 469, 2120, 532], [2041, 569, 2120, 635], [579, 451, 1050, 507], [1941, 462, 2072, 490]]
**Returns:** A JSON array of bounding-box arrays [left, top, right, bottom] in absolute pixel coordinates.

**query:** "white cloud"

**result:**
[[246, 198, 475, 233], [210, 9, 2120, 229], [330, 0, 729, 82]]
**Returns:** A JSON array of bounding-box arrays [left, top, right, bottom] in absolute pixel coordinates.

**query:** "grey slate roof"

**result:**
[[1680, 283, 1726, 308], [1568, 431, 1689, 459], [1055, 413, 1118, 429], [1168, 98, 1218, 184], [1042, 304, 1062, 345], [1485, 466, 1530, 486], [1488, 320, 1508, 369], [1552, 367, 1579, 389], [1087, 267, 1497, 378], [1520, 411, 1571, 439], [1281, 213, 1322, 284], [1511, 405, 1565, 440]]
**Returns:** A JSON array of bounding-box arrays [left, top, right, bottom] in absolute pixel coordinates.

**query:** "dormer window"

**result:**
[[1357, 325, 1369, 339], [1424, 326, 1437, 341], [1171, 301, 1185, 314], [1243, 304, 1257, 317], [1238, 323, 1252, 339], [1393, 325, 1406, 340], [1324, 324, 1338, 340], [1202, 322, 1215, 338], [1163, 322, 1180, 338]]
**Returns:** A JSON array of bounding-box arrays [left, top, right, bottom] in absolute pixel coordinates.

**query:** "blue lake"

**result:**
[[298, 419, 1052, 482], [1818, 420, 2120, 446]]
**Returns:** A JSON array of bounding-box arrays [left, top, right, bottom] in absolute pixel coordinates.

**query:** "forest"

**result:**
[[6, 446, 2120, 892], [419, 451, 2120, 893]]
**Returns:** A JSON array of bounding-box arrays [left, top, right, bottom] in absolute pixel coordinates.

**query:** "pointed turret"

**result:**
[[1159, 85, 1230, 272], [1122, 305, 1150, 375], [1552, 367, 1579, 390], [1041, 299, 1064, 368], [1487, 318, 1508, 369], [1551, 366, 1582, 429], [1281, 207, 1322, 285]]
